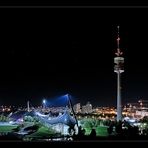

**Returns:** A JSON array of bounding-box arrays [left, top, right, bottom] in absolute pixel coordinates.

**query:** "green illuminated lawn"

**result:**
[[84, 126, 109, 137], [26, 126, 58, 139], [96, 126, 109, 136], [0, 125, 18, 132]]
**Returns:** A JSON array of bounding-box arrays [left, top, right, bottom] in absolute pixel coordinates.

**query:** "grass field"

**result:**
[[96, 126, 109, 136], [84, 126, 109, 137], [0, 125, 18, 132], [26, 126, 58, 139], [0, 121, 109, 140]]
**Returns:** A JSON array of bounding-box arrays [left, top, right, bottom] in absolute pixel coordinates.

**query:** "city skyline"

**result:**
[[0, 8, 148, 106]]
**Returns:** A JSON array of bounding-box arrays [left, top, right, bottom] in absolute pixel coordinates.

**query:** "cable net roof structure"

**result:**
[[9, 111, 36, 121], [36, 109, 76, 128]]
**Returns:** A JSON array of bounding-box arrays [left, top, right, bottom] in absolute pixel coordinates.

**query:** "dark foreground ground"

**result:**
[[1, 133, 148, 141]]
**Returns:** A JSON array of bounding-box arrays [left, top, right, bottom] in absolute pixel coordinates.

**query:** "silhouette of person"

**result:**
[[90, 128, 96, 138], [78, 126, 85, 136]]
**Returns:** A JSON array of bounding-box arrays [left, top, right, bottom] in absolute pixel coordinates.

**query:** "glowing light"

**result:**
[[43, 99, 46, 104]]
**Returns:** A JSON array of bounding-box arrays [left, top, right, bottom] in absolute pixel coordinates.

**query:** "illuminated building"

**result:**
[[73, 103, 81, 113], [82, 102, 92, 114]]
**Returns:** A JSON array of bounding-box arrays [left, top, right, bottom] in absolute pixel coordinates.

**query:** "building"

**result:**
[[73, 103, 81, 113], [81, 102, 92, 114], [135, 110, 148, 118]]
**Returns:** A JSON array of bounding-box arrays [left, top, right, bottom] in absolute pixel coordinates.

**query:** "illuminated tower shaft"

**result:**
[[27, 100, 30, 112], [117, 69, 122, 121], [114, 26, 124, 121]]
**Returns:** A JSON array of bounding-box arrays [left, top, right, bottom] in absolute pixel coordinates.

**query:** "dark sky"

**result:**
[[0, 8, 148, 107]]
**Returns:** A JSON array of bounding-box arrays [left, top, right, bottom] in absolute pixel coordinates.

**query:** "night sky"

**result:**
[[0, 8, 148, 107]]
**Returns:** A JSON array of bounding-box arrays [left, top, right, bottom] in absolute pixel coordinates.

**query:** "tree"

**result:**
[[140, 116, 148, 123]]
